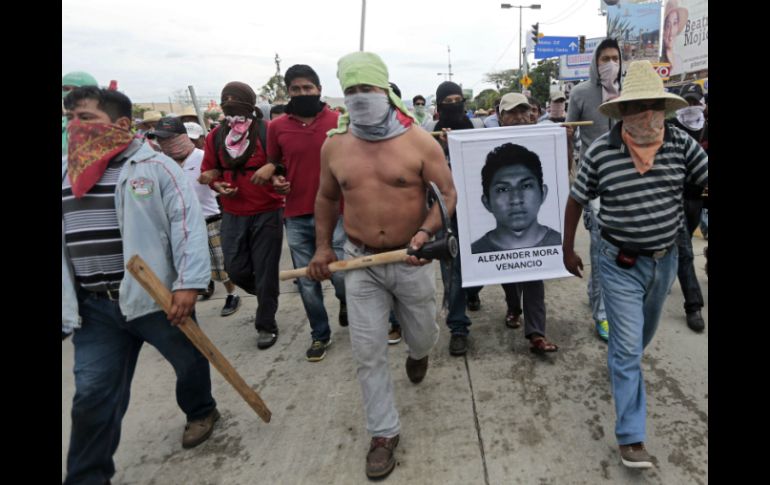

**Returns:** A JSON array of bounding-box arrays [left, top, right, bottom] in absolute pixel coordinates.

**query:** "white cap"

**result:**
[[184, 122, 205, 140]]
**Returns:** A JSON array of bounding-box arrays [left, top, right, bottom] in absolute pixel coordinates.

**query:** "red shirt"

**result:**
[[267, 107, 339, 218], [201, 124, 284, 216]]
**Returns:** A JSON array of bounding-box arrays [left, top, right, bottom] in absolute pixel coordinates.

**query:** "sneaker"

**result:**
[[182, 408, 220, 449], [505, 311, 522, 329], [449, 334, 468, 356], [467, 295, 481, 311], [619, 442, 654, 469], [339, 302, 348, 327], [686, 310, 705, 332], [257, 330, 278, 349], [306, 339, 331, 362], [595, 320, 609, 342], [388, 326, 402, 345], [220, 294, 241, 317], [366, 435, 399, 479], [405, 355, 428, 383], [199, 280, 215, 300]]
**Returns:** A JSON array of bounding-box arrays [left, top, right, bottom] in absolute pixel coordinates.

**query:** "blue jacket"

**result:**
[[62, 140, 210, 333]]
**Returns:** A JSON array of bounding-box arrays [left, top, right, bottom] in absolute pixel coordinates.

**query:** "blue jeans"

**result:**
[[285, 215, 346, 342], [440, 215, 480, 336], [584, 205, 607, 323], [65, 293, 215, 485], [598, 239, 678, 445]]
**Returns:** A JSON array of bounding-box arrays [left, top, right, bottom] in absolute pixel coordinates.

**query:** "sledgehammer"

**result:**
[[127, 255, 271, 423], [279, 236, 457, 281]]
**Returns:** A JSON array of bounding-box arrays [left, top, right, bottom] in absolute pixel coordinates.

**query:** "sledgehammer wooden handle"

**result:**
[[280, 248, 410, 281], [127, 255, 271, 423]]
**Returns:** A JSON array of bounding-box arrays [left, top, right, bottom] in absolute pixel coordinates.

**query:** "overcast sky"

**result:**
[[62, 0, 612, 103]]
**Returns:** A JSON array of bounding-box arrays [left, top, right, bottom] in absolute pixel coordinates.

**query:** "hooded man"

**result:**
[[62, 87, 219, 484], [423, 81, 484, 133], [563, 60, 707, 470], [200, 81, 285, 350], [566, 37, 623, 342], [307, 51, 456, 481], [62, 71, 98, 156]]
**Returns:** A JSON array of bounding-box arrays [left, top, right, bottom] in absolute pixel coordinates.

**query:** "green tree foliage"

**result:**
[[131, 105, 149, 119], [529, 58, 560, 104], [473, 88, 501, 110]]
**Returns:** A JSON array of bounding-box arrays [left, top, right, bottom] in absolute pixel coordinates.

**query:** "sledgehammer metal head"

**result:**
[[407, 235, 458, 260]]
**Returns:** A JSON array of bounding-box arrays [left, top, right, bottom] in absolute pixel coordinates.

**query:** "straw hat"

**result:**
[[664, 0, 688, 36], [180, 105, 198, 118], [142, 110, 162, 123], [598, 60, 687, 119]]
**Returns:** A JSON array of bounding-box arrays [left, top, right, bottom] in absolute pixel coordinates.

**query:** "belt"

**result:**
[[347, 235, 408, 254], [88, 287, 120, 301], [205, 214, 222, 224], [600, 230, 672, 260]]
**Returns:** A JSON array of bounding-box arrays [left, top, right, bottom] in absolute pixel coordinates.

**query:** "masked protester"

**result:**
[[307, 51, 457, 481], [254, 64, 348, 363], [62, 71, 98, 157], [200, 81, 285, 350], [412, 94, 430, 125], [62, 86, 219, 484], [666, 82, 708, 332], [563, 61, 707, 470], [566, 37, 623, 342]]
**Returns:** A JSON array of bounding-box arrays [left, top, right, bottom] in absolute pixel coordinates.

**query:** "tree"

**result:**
[[528, 58, 560, 103], [132, 105, 149, 119], [484, 69, 521, 92], [473, 88, 501, 110]]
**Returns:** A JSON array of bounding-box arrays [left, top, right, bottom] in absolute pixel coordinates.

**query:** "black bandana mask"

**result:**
[[436, 102, 472, 131], [286, 95, 323, 117]]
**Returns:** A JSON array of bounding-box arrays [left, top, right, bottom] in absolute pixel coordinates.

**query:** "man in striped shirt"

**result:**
[[62, 87, 218, 484], [562, 61, 708, 470]]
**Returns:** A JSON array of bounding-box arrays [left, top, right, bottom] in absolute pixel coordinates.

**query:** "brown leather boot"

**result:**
[[366, 435, 399, 479]]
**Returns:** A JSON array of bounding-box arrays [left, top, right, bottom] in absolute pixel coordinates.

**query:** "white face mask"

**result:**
[[344, 92, 390, 127], [598, 61, 619, 85], [676, 105, 706, 131], [415, 105, 426, 115]]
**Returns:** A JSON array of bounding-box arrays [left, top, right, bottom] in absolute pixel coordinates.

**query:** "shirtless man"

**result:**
[[308, 51, 456, 481]]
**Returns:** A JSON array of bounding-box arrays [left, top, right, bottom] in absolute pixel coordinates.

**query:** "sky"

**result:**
[[62, 0, 613, 103]]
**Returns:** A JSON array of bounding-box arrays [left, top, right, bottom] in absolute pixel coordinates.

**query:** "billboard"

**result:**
[[607, 1, 662, 63], [662, 0, 708, 76]]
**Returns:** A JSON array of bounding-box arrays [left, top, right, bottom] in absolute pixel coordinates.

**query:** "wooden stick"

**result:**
[[126, 255, 271, 423], [280, 249, 409, 281], [429, 120, 593, 136]]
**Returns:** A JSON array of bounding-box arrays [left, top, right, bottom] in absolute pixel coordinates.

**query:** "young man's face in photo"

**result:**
[[482, 164, 547, 233]]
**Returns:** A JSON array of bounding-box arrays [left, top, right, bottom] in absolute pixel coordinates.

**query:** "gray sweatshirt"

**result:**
[[566, 44, 622, 163]]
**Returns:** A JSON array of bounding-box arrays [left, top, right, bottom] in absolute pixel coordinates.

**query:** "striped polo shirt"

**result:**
[[62, 158, 126, 292], [571, 123, 708, 250]]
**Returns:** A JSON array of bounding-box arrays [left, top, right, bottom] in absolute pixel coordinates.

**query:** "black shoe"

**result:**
[[306, 339, 331, 362], [339, 302, 348, 327], [449, 334, 468, 356], [199, 280, 215, 300], [686, 310, 705, 332], [257, 330, 278, 349], [405, 356, 428, 383], [467, 296, 481, 312], [220, 294, 241, 317]]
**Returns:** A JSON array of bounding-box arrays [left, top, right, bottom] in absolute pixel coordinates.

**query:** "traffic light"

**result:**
[[579, 35, 586, 53], [531, 23, 540, 44]]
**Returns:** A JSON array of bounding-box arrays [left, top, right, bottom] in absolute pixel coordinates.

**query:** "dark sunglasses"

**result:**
[[620, 99, 666, 115], [414, 102, 426, 106]]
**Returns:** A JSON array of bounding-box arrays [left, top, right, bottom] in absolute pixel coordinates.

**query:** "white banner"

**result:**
[[447, 125, 573, 287]]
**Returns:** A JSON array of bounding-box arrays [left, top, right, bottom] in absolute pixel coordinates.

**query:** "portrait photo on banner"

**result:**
[[447, 124, 572, 288]]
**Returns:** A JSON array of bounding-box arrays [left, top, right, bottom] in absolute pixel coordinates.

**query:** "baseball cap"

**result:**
[[679, 83, 704, 102], [499, 92, 530, 112], [147, 116, 187, 139], [550, 91, 566, 102], [184, 122, 205, 140]]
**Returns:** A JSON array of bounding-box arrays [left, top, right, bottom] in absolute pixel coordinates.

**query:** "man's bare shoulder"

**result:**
[[321, 131, 349, 155]]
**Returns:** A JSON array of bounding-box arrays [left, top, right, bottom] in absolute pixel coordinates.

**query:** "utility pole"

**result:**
[[359, 0, 366, 51], [446, 45, 453, 82], [500, 4, 541, 72]]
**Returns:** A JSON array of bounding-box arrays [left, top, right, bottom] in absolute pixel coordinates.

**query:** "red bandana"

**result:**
[[67, 119, 133, 198]]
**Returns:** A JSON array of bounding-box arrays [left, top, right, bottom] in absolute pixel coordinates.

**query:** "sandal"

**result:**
[[529, 335, 558, 354], [505, 310, 522, 329]]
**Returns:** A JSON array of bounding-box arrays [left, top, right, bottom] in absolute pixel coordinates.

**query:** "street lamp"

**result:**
[[500, 4, 541, 73]]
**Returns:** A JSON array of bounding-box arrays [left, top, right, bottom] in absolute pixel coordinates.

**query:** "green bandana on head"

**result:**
[[328, 51, 414, 137]]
